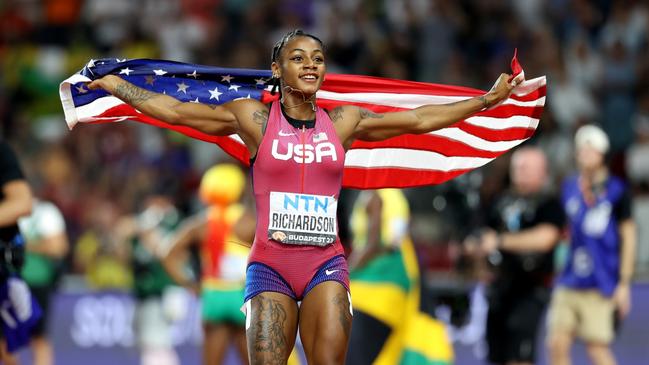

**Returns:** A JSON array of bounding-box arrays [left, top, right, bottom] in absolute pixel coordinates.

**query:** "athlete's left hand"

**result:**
[[613, 282, 631, 319], [485, 72, 523, 108]]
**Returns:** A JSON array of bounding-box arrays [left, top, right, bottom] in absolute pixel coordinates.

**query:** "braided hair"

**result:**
[[270, 29, 324, 95]]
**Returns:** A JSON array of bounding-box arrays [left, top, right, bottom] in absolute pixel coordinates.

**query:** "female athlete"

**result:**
[[88, 29, 518, 365]]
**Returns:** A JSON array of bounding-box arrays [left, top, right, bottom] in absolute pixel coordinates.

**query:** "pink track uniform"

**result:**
[[245, 101, 349, 301]]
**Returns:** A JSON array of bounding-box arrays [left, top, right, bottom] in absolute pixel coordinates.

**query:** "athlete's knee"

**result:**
[[249, 353, 288, 365], [309, 346, 347, 365]]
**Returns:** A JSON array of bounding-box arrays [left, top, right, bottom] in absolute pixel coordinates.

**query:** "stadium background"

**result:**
[[1, 0, 648, 364]]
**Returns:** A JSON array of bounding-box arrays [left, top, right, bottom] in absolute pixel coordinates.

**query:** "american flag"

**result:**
[[59, 56, 545, 189]]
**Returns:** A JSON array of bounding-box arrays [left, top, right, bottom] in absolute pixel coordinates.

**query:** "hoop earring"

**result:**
[[270, 76, 280, 95]]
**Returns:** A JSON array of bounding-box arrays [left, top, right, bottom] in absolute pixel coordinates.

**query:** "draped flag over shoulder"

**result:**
[[59, 54, 546, 189]]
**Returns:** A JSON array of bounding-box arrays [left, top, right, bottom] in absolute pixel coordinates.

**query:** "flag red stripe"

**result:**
[[474, 104, 544, 119], [455, 123, 536, 142], [321, 74, 543, 101], [508, 85, 546, 102], [96, 105, 254, 164], [322, 74, 485, 96], [342, 167, 470, 189]]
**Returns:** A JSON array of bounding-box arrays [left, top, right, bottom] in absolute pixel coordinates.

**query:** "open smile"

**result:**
[[300, 73, 319, 83]]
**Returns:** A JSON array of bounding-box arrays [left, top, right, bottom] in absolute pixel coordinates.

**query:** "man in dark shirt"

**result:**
[[476, 147, 565, 365], [0, 140, 34, 364], [0, 141, 32, 250]]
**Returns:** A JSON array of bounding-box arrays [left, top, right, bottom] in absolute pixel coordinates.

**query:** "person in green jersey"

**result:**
[[117, 194, 182, 365], [18, 199, 68, 365]]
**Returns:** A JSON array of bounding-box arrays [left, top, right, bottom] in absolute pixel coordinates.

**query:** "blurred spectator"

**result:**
[[17, 198, 69, 365], [0, 140, 36, 364], [73, 197, 132, 290], [163, 164, 252, 365], [547, 62, 598, 134], [82, 0, 135, 52], [40, 0, 82, 46], [564, 32, 602, 91], [116, 194, 181, 365], [600, 40, 636, 153], [627, 93, 649, 273], [547, 125, 636, 365], [472, 147, 564, 365], [599, 1, 647, 55], [535, 114, 574, 184]]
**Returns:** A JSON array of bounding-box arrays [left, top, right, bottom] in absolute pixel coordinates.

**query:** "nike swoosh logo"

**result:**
[[325, 269, 339, 276], [278, 131, 295, 137]]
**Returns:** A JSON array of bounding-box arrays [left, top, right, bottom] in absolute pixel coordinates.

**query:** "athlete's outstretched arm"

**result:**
[[351, 73, 519, 142], [88, 75, 261, 137]]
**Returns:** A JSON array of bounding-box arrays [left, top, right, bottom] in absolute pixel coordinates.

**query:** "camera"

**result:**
[[0, 234, 26, 280]]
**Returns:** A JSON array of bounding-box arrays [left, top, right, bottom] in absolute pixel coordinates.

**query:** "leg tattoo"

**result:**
[[333, 292, 352, 335], [250, 296, 289, 364]]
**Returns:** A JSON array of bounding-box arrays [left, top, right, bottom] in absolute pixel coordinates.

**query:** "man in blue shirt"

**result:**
[[547, 125, 636, 365]]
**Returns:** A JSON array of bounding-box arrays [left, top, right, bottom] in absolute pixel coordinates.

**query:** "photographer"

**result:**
[[474, 147, 565, 365], [0, 140, 38, 364]]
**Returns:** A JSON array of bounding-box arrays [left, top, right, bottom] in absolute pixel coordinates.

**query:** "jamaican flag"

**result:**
[[347, 238, 453, 365]]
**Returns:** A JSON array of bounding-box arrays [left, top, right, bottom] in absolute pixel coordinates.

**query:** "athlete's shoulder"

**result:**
[[327, 105, 360, 125], [226, 98, 268, 117], [227, 99, 270, 143]]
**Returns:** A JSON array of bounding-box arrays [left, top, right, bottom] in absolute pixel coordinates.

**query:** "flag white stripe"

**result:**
[[317, 90, 468, 107], [228, 134, 244, 143], [464, 115, 539, 130], [75, 96, 125, 120], [60, 74, 92, 129], [430, 128, 528, 152], [511, 76, 546, 96], [344, 148, 494, 170]]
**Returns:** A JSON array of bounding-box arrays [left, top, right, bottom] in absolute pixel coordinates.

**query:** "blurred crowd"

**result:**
[[1, 0, 648, 292]]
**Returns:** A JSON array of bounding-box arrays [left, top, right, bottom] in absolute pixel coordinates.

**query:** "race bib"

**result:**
[[268, 192, 337, 246]]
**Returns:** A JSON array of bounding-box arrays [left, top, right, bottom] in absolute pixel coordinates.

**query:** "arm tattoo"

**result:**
[[252, 109, 270, 134], [359, 108, 384, 119], [478, 95, 489, 109], [252, 109, 269, 125], [250, 296, 289, 364], [333, 292, 352, 335], [329, 106, 345, 123], [113, 83, 157, 107]]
